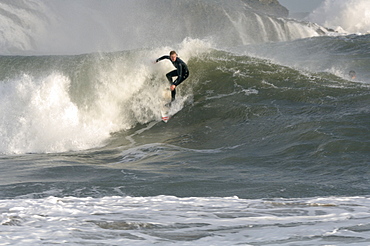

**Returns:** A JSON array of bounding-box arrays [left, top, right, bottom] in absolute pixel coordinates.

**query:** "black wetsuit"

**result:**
[[156, 55, 189, 100]]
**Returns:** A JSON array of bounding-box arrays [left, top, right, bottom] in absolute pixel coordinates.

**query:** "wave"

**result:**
[[2, 37, 369, 155], [232, 34, 370, 82], [0, 0, 327, 55]]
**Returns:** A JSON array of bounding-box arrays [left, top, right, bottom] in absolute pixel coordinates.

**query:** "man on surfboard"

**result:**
[[155, 51, 189, 102]]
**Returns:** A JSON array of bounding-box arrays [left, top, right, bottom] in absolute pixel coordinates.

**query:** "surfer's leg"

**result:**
[[166, 70, 178, 101], [171, 72, 188, 101], [166, 70, 178, 83], [171, 89, 176, 101]]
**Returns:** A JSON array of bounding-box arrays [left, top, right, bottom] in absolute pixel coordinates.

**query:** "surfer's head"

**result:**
[[349, 70, 356, 79], [170, 50, 177, 62]]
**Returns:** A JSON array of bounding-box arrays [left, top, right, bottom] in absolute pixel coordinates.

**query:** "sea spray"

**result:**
[[0, 73, 107, 154], [0, 59, 142, 154], [0, 0, 51, 53], [308, 0, 370, 34]]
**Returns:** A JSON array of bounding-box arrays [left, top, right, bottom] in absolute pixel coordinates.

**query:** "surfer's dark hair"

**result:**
[[170, 50, 177, 56]]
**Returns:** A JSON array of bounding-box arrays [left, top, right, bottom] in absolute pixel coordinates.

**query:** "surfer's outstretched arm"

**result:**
[[155, 55, 169, 63]]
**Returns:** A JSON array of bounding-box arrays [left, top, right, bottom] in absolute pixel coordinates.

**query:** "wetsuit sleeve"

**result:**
[[156, 55, 169, 63]]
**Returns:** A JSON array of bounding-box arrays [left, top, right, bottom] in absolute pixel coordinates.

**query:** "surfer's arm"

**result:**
[[155, 55, 170, 63]]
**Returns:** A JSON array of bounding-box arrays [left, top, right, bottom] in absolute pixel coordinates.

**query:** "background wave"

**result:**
[[308, 0, 370, 33], [0, 0, 325, 55]]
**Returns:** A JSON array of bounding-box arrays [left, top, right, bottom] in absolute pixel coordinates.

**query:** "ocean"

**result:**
[[1, 0, 370, 245]]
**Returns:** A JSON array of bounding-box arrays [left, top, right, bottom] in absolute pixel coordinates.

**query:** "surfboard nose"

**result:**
[[161, 115, 170, 123]]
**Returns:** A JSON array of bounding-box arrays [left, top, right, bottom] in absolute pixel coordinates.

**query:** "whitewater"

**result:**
[[1, 0, 370, 245]]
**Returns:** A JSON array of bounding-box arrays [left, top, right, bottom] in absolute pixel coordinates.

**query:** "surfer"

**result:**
[[349, 70, 356, 80], [155, 51, 189, 102]]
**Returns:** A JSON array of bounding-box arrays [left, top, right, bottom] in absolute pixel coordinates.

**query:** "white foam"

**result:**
[[1, 195, 370, 245], [308, 0, 370, 34], [0, 73, 108, 154]]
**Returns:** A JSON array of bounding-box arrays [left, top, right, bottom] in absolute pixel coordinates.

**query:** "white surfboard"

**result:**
[[160, 87, 172, 123], [161, 106, 170, 123]]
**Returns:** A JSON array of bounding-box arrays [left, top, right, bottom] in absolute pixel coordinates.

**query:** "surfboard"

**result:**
[[161, 105, 170, 123], [160, 87, 172, 123]]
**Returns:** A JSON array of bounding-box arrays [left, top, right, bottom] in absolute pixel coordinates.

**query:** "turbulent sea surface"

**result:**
[[1, 0, 370, 245]]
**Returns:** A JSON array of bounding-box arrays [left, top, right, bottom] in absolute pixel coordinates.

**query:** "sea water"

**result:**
[[1, 0, 370, 245]]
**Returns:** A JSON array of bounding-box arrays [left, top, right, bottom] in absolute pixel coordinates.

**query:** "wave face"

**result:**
[[0, 0, 324, 55]]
